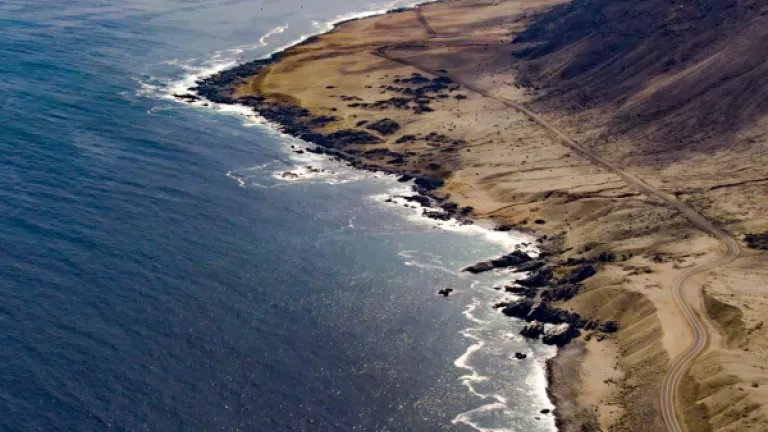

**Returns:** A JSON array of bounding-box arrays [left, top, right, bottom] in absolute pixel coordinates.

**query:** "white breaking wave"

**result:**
[[371, 187, 538, 252], [451, 299, 557, 432], [398, 250, 457, 275], [138, 1, 557, 430]]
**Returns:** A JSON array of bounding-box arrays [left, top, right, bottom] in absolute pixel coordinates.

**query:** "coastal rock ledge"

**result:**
[[494, 299, 619, 346]]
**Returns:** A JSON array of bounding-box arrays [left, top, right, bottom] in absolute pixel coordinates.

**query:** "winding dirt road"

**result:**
[[376, 9, 743, 431]]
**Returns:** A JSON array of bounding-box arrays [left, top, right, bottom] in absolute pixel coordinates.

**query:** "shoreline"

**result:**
[[174, 1, 638, 430]]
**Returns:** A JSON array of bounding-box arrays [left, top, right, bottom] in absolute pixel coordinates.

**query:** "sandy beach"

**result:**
[[185, 0, 768, 430]]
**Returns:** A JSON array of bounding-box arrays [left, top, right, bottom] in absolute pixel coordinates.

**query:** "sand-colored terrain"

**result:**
[[199, 0, 768, 430]]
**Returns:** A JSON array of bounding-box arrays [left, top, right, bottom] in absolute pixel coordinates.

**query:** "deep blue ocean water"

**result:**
[[0, 1, 557, 431]]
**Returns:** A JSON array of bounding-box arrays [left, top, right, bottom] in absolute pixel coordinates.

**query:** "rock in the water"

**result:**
[[465, 250, 534, 273], [464, 261, 495, 274], [515, 260, 546, 273], [542, 323, 580, 346], [540, 409, 551, 414], [491, 250, 534, 268], [495, 224, 515, 232], [423, 210, 452, 221], [501, 299, 535, 318], [517, 267, 553, 287], [437, 288, 454, 297], [404, 195, 432, 207], [520, 321, 545, 339], [173, 93, 201, 102], [505, 285, 539, 298], [441, 202, 459, 212], [528, 302, 563, 323], [514, 352, 527, 360]]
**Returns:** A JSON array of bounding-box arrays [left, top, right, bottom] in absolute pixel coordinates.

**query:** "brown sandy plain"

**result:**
[[224, 0, 768, 431]]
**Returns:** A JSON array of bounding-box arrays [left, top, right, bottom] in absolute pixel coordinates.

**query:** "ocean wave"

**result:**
[[398, 250, 457, 275], [371, 189, 538, 253], [452, 299, 557, 432]]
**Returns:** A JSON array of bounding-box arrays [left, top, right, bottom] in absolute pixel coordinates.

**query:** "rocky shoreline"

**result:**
[[174, 7, 621, 428], [179, 50, 481, 225]]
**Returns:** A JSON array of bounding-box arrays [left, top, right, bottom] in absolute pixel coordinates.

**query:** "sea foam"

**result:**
[[138, 2, 556, 430]]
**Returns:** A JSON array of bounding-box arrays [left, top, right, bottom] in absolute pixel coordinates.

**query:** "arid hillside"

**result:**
[[512, 0, 768, 160]]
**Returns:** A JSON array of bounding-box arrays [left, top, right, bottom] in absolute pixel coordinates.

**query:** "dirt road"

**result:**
[[376, 10, 743, 430]]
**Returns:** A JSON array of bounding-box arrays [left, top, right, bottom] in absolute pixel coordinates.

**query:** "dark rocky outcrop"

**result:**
[[601, 320, 620, 333], [596, 251, 617, 262], [515, 260, 546, 273], [413, 176, 445, 191], [399, 72, 431, 84], [366, 118, 401, 135], [517, 267, 553, 287], [746, 233, 768, 250], [173, 93, 201, 102], [499, 299, 535, 317], [542, 324, 580, 346], [514, 352, 528, 360], [399, 194, 432, 207], [324, 129, 383, 147], [465, 261, 496, 274], [495, 224, 516, 232], [559, 264, 596, 284], [495, 298, 614, 344], [423, 210, 452, 221], [491, 250, 533, 268], [193, 59, 268, 103], [505, 285, 539, 298], [440, 202, 458, 212], [464, 250, 534, 273], [521, 321, 545, 338], [541, 284, 581, 302]]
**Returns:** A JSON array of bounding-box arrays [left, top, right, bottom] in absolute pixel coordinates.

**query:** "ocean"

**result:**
[[0, 1, 556, 431]]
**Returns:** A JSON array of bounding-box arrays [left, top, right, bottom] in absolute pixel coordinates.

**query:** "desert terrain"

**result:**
[[190, 0, 768, 430]]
